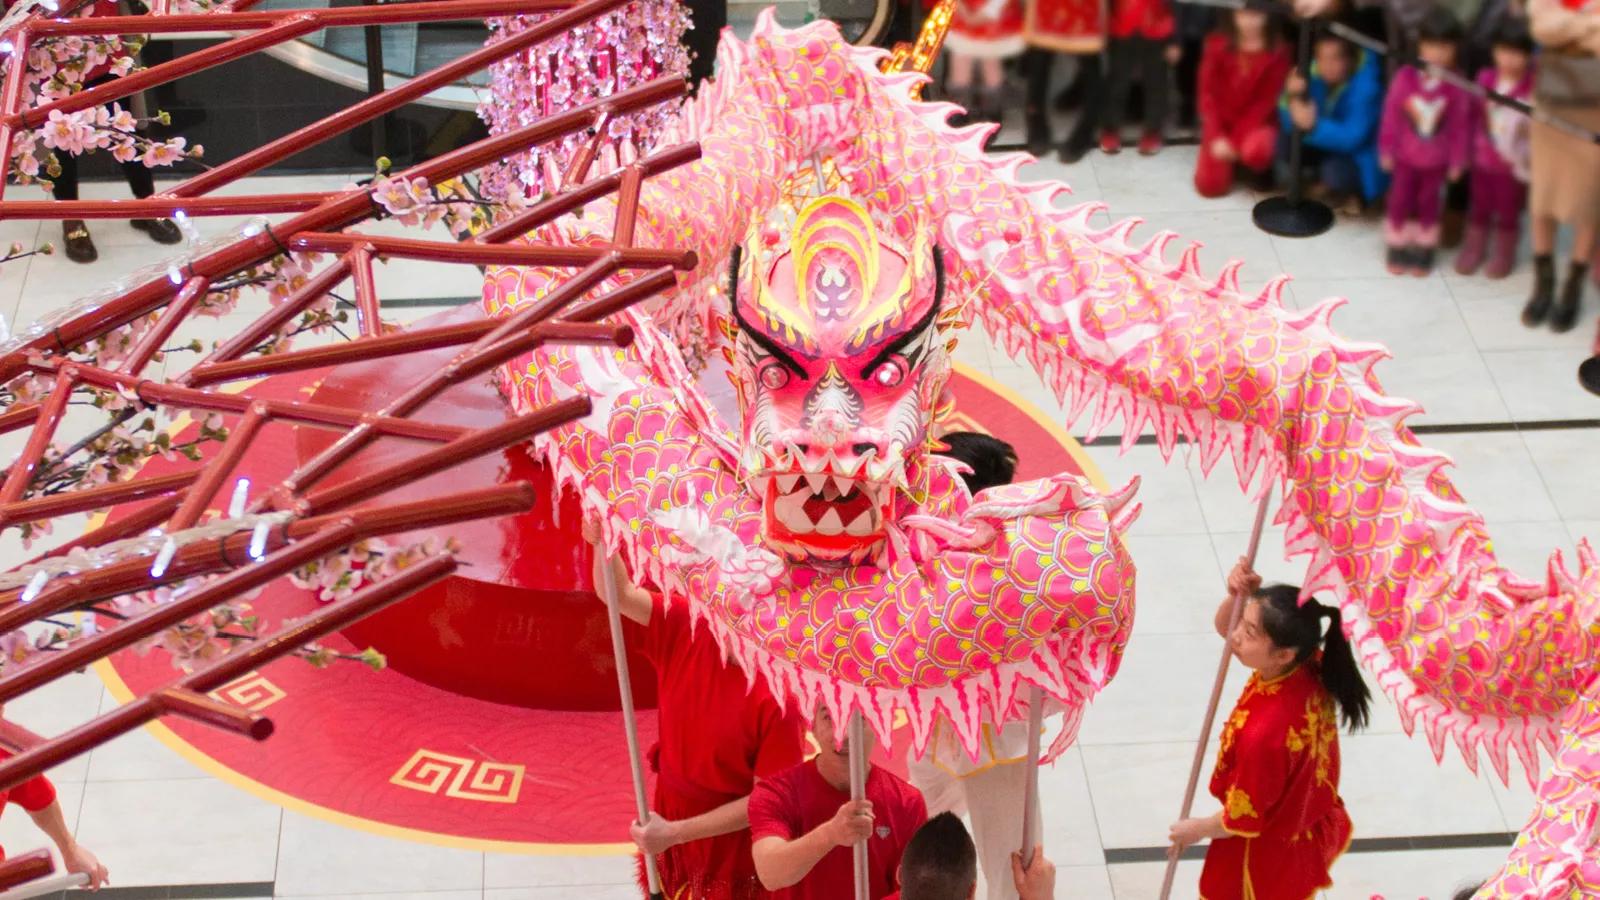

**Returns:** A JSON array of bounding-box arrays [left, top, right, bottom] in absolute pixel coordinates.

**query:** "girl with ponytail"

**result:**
[[1166, 560, 1371, 900]]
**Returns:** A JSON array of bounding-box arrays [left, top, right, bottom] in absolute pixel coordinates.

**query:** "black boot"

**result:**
[[1023, 49, 1054, 156], [1551, 262, 1589, 333], [946, 85, 974, 129], [975, 86, 1006, 125], [1522, 254, 1555, 327], [1025, 109, 1052, 156]]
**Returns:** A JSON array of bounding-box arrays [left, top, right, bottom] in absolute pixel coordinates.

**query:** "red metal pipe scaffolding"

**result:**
[[0, 0, 700, 886]]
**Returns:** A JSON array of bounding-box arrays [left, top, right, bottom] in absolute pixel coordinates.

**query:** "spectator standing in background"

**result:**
[[1521, 0, 1600, 333], [1099, 0, 1179, 155], [1377, 7, 1474, 276], [22, 0, 184, 264], [1021, 0, 1109, 160], [1456, 16, 1535, 278], [943, 0, 1027, 127]]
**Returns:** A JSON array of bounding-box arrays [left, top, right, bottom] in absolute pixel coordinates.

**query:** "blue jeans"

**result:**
[[1275, 129, 1363, 199]]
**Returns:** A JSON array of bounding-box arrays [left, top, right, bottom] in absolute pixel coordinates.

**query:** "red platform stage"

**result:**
[[96, 309, 1101, 853]]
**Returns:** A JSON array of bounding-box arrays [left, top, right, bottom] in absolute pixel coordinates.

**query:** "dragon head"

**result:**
[[729, 193, 950, 564]]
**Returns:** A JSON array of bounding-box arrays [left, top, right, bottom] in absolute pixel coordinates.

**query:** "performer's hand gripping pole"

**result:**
[[1157, 487, 1274, 900], [1018, 684, 1046, 867], [848, 709, 870, 900], [597, 554, 666, 900]]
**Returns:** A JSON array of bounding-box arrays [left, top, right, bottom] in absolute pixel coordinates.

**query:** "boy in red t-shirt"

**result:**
[[748, 703, 927, 900], [0, 729, 110, 889], [585, 521, 807, 900]]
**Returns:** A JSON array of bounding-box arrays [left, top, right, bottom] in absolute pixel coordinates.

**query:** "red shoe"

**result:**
[[1137, 130, 1164, 156], [1099, 130, 1122, 155]]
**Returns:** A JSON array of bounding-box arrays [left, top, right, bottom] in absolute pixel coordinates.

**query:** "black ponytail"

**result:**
[[1255, 584, 1372, 732]]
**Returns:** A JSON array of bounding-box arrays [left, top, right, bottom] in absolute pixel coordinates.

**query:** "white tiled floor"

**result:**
[[0, 133, 1595, 898]]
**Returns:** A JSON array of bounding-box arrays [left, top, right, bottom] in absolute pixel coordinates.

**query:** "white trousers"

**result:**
[[907, 723, 1039, 900]]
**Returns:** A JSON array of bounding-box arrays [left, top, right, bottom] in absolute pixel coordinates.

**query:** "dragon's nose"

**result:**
[[811, 410, 851, 443]]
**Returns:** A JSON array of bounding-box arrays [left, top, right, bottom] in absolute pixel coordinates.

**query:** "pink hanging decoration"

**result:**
[[477, 0, 689, 200]]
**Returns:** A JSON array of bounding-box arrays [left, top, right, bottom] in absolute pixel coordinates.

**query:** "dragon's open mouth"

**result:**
[[761, 472, 888, 560]]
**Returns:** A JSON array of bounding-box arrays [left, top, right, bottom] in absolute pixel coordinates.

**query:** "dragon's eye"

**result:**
[[759, 362, 791, 390], [871, 359, 905, 388]]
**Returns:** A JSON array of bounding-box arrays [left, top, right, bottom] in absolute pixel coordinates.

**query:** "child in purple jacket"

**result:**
[[1379, 7, 1475, 277], [1455, 17, 1535, 279]]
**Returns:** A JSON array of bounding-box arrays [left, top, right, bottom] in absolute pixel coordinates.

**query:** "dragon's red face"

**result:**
[[730, 195, 949, 564]]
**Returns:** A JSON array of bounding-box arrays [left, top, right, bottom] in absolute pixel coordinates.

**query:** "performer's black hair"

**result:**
[[934, 432, 1017, 494], [1453, 884, 1485, 900], [898, 813, 977, 900], [1254, 584, 1372, 731]]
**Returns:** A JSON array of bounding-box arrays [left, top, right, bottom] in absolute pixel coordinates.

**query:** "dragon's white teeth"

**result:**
[[831, 475, 853, 497], [837, 453, 868, 478], [774, 494, 811, 532], [815, 509, 845, 536], [805, 473, 827, 494], [845, 510, 874, 536], [776, 474, 801, 493]]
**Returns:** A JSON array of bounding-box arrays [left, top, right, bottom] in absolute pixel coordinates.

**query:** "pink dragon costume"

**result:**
[[483, 13, 1599, 896]]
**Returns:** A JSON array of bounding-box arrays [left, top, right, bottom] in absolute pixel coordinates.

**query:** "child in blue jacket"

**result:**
[[1277, 31, 1388, 209]]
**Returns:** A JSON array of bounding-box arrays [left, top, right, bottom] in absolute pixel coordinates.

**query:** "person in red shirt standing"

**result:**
[[748, 702, 927, 900], [584, 520, 807, 900], [1099, 0, 1179, 155], [1165, 562, 1370, 899], [1192, 0, 1292, 198], [0, 722, 110, 889]]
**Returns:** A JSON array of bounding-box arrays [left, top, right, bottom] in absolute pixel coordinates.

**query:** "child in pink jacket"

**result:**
[[1379, 7, 1475, 276], [1455, 17, 1536, 279]]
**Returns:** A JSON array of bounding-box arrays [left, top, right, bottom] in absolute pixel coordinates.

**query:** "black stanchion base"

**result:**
[[1251, 195, 1335, 238], [1579, 355, 1600, 397]]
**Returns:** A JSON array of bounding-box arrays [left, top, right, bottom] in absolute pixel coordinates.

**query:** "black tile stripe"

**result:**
[[1104, 831, 1517, 865], [24, 882, 272, 899], [1081, 419, 1600, 448]]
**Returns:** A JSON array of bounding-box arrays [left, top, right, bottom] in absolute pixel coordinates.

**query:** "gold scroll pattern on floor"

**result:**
[[207, 670, 288, 712], [390, 748, 527, 804]]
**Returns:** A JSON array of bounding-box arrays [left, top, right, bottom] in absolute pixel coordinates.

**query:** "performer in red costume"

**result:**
[[1166, 562, 1370, 900], [749, 702, 927, 900], [0, 713, 110, 889], [584, 519, 807, 900]]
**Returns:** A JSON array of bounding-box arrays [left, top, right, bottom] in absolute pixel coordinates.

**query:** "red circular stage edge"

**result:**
[[94, 326, 1106, 854]]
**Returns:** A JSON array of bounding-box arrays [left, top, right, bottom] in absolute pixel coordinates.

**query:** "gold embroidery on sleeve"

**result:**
[[1225, 786, 1259, 822]]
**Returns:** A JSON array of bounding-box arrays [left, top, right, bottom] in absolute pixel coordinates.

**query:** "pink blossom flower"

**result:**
[[109, 55, 134, 77], [142, 136, 186, 167], [110, 140, 137, 163], [106, 105, 136, 132], [40, 110, 85, 154]]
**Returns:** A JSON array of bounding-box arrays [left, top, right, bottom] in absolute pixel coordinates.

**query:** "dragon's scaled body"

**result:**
[[483, 14, 1600, 894]]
